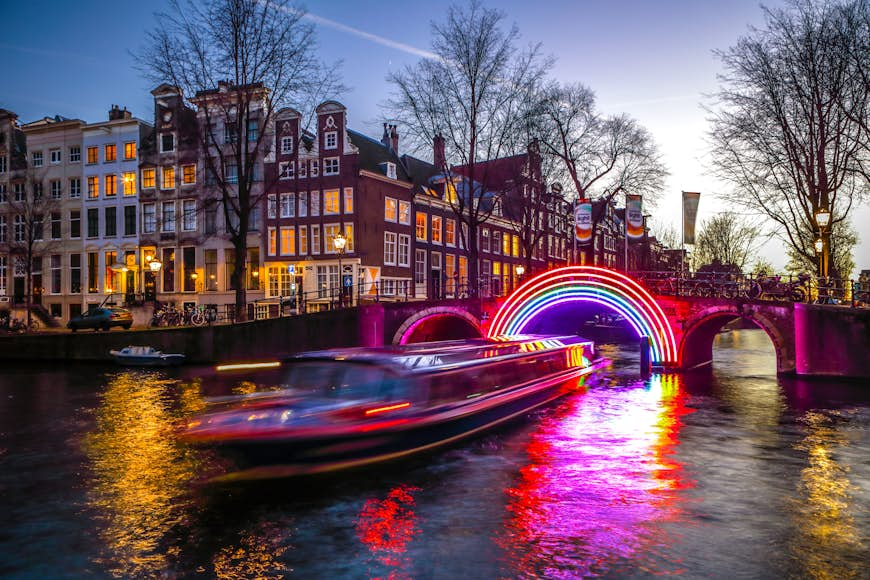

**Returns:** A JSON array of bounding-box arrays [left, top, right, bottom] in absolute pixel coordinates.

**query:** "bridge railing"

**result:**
[[634, 270, 868, 306]]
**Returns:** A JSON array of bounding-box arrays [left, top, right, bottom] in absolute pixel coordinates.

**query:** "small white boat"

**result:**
[[109, 345, 186, 366]]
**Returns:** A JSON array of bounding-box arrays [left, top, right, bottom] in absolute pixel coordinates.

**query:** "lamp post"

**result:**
[[815, 207, 830, 280], [515, 264, 525, 291], [333, 231, 347, 307], [149, 258, 162, 306]]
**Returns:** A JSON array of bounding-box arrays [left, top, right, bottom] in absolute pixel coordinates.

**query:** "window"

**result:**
[[0, 216, 5, 242], [87, 176, 99, 198], [205, 201, 217, 234], [104, 144, 116, 162], [343, 188, 354, 214], [512, 234, 520, 257], [225, 163, 238, 184], [446, 254, 456, 295], [50, 212, 61, 239], [13, 182, 25, 202], [104, 207, 117, 237], [143, 203, 156, 233], [325, 131, 337, 149], [267, 194, 277, 219], [13, 215, 24, 242], [86, 146, 98, 164], [69, 177, 81, 198], [267, 227, 277, 256], [311, 225, 321, 255], [160, 133, 175, 152], [324, 157, 339, 175], [50, 149, 62, 164], [141, 168, 155, 189], [124, 206, 136, 236], [281, 136, 293, 154], [182, 200, 196, 231], [385, 197, 397, 222], [122, 172, 136, 195], [33, 214, 43, 240], [69, 146, 81, 163], [124, 142, 136, 160], [182, 247, 196, 292], [205, 250, 218, 291], [416, 212, 427, 241], [482, 228, 490, 252], [298, 192, 308, 217], [384, 231, 397, 265], [280, 227, 295, 255], [248, 206, 260, 231], [310, 190, 320, 216], [70, 254, 81, 294], [399, 200, 411, 225], [104, 174, 117, 197], [343, 223, 354, 252], [492, 231, 501, 255], [33, 181, 43, 200], [182, 164, 195, 185], [161, 166, 175, 189], [87, 208, 98, 238], [280, 193, 295, 218], [432, 216, 442, 244], [0, 184, 5, 203], [444, 219, 455, 246], [298, 161, 307, 178], [398, 234, 411, 267], [162, 248, 175, 292], [161, 201, 175, 232], [224, 124, 237, 144], [279, 161, 295, 179], [299, 225, 308, 255], [32, 151, 44, 167], [310, 159, 319, 177], [415, 249, 426, 284], [247, 119, 259, 141], [324, 224, 340, 254], [385, 162, 397, 180], [0, 156, 6, 174], [50, 180, 62, 199], [87, 252, 98, 293], [324, 189, 339, 215], [70, 210, 81, 238]]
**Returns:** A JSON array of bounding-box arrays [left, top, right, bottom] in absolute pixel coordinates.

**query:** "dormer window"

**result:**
[[386, 162, 396, 180], [324, 131, 337, 150], [281, 136, 293, 154]]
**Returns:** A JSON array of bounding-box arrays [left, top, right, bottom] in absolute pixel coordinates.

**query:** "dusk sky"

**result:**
[[4, 0, 868, 273]]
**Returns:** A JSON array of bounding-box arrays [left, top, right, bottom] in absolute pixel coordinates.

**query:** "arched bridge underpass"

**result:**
[[380, 266, 870, 379]]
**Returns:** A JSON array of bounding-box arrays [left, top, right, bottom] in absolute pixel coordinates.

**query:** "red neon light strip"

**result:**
[[364, 402, 411, 416]]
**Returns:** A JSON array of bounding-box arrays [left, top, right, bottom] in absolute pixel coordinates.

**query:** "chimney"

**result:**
[[381, 123, 390, 149], [390, 124, 399, 155], [108, 104, 122, 121], [433, 133, 445, 170]]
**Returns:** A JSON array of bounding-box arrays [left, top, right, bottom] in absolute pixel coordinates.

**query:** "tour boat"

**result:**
[[109, 345, 186, 366], [182, 335, 608, 481]]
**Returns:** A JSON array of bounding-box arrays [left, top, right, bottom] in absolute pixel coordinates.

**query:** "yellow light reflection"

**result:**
[[83, 370, 202, 577], [212, 520, 290, 579], [790, 411, 864, 579]]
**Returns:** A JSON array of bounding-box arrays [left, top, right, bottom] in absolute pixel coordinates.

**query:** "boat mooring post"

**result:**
[[639, 335, 651, 377]]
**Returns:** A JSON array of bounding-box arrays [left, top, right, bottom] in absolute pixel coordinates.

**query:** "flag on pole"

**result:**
[[626, 194, 644, 240], [682, 191, 701, 245], [574, 200, 593, 244]]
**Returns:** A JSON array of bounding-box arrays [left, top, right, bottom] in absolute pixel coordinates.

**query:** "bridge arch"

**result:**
[[394, 306, 482, 345], [488, 266, 678, 366], [679, 304, 792, 373]]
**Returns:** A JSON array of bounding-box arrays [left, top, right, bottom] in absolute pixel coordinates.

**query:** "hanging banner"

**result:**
[[626, 194, 644, 240], [574, 200, 593, 244], [682, 191, 701, 245], [363, 266, 381, 296]]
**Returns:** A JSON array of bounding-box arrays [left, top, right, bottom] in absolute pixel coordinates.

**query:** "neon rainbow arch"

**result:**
[[487, 266, 678, 366]]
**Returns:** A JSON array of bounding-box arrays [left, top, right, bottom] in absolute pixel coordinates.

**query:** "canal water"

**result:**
[[0, 329, 867, 578]]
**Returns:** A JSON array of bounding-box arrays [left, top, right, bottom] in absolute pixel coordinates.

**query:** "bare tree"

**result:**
[[707, 0, 869, 279], [648, 218, 679, 249], [785, 219, 857, 277], [691, 212, 764, 271], [533, 82, 669, 265], [387, 0, 552, 294], [138, 0, 342, 319]]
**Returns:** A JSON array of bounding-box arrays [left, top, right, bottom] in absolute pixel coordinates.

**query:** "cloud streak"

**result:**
[[302, 12, 438, 61]]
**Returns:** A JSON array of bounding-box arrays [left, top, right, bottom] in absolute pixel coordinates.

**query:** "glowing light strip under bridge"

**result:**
[[487, 266, 677, 365]]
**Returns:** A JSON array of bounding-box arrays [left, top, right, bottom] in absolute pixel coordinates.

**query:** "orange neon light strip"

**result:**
[[364, 402, 411, 416]]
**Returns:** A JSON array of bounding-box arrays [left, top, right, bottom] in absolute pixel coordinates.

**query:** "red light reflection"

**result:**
[[356, 484, 421, 579], [500, 374, 694, 577]]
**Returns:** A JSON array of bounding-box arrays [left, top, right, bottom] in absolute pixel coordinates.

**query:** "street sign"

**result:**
[[287, 265, 296, 275]]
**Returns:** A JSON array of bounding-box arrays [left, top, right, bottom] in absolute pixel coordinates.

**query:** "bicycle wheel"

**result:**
[[28, 320, 40, 332]]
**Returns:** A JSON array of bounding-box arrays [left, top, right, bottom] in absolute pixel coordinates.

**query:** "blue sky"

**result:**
[[4, 0, 868, 273]]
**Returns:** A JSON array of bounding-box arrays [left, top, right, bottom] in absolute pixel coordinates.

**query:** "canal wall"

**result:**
[[793, 303, 870, 378]]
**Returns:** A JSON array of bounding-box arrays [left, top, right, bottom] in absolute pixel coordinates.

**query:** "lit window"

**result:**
[[87, 176, 99, 198], [122, 172, 136, 196], [399, 200, 411, 225], [324, 157, 339, 175], [268, 227, 277, 256], [324, 189, 339, 215], [385, 197, 397, 222], [343, 188, 353, 214], [432, 216, 442, 244], [324, 224, 340, 253], [142, 168, 155, 189], [280, 227, 296, 255], [343, 223, 354, 252], [446, 219, 456, 246], [182, 164, 196, 184], [162, 166, 175, 189], [299, 226, 308, 255], [124, 142, 136, 160], [105, 175, 117, 196], [416, 212, 427, 241], [86, 147, 98, 164], [105, 144, 116, 162]]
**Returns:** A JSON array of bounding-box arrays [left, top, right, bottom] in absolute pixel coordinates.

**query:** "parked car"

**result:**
[[67, 307, 133, 332]]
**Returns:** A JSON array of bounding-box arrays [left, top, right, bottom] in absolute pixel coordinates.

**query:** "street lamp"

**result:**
[[333, 231, 347, 307], [815, 207, 831, 279], [515, 265, 525, 290], [149, 258, 162, 306]]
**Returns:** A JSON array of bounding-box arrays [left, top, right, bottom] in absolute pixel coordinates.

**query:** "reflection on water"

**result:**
[[499, 373, 694, 577], [356, 484, 421, 579], [212, 519, 292, 579], [82, 370, 202, 577], [790, 411, 865, 579]]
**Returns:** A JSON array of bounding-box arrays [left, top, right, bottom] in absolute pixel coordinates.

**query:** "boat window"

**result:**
[[285, 362, 391, 401]]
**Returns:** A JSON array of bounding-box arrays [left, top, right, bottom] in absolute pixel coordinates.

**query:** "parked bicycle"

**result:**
[[746, 273, 811, 302]]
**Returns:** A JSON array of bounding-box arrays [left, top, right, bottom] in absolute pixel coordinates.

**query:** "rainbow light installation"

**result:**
[[487, 266, 678, 365]]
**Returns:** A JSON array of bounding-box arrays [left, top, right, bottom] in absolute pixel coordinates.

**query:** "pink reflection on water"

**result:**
[[500, 374, 695, 577], [356, 484, 422, 579]]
